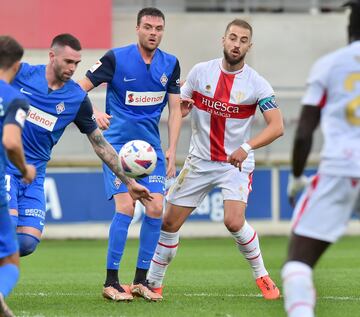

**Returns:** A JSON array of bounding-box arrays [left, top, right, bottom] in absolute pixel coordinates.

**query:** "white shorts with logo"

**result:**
[[292, 174, 360, 243], [167, 155, 254, 207]]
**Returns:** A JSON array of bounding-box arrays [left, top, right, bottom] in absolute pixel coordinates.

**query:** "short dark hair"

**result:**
[[225, 19, 253, 37], [345, 1, 360, 41], [0, 35, 24, 70], [51, 33, 82, 51], [137, 7, 165, 26]]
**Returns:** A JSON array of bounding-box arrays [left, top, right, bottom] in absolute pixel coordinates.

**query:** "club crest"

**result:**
[[56, 102, 65, 114], [160, 73, 168, 86]]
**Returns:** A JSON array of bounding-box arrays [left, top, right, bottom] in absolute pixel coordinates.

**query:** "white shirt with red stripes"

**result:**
[[302, 41, 360, 177], [181, 58, 275, 169]]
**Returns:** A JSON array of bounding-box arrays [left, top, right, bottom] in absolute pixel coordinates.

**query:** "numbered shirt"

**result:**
[[0, 80, 29, 202], [7, 63, 97, 176], [86, 44, 180, 150], [181, 58, 277, 166], [302, 41, 360, 177]]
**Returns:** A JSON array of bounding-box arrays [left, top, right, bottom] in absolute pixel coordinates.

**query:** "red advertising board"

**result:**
[[0, 0, 111, 48]]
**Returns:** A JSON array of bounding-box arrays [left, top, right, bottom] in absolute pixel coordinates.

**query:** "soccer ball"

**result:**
[[119, 140, 157, 178]]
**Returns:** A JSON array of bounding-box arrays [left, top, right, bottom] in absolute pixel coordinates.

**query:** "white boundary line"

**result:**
[[14, 292, 360, 301]]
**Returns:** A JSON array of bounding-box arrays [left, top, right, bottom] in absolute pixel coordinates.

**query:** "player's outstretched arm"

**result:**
[[3, 124, 36, 183], [87, 128, 153, 201], [78, 77, 112, 130], [166, 93, 182, 178]]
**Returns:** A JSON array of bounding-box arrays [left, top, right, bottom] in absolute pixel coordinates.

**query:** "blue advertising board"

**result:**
[[44, 169, 273, 224]]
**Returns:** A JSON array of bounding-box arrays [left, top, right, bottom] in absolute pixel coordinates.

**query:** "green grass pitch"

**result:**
[[7, 236, 360, 317]]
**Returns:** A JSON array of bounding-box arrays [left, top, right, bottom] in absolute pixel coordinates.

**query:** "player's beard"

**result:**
[[54, 62, 72, 83], [223, 49, 244, 66]]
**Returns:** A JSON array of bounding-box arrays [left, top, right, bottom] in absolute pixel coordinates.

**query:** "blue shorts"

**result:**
[[103, 144, 166, 200], [0, 202, 18, 258], [6, 173, 46, 232]]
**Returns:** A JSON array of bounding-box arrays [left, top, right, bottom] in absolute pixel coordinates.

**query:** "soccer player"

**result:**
[[78, 7, 182, 301], [0, 35, 36, 317], [147, 19, 283, 299], [6, 34, 152, 259], [282, 1, 360, 317]]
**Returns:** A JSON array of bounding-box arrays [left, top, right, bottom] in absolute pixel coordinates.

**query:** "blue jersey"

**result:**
[[86, 44, 180, 149], [0, 80, 29, 204], [7, 63, 97, 176]]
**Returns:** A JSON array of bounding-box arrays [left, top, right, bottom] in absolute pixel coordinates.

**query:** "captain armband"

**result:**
[[258, 96, 278, 113]]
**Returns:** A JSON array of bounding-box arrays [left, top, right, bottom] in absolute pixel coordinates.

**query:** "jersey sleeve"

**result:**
[[3, 98, 29, 129], [301, 55, 332, 107], [181, 63, 199, 99], [73, 96, 98, 134], [86, 50, 116, 87], [167, 58, 180, 94]]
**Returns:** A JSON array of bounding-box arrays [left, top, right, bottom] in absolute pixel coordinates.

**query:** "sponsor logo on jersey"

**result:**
[[26, 105, 58, 131], [160, 73, 168, 86], [56, 102, 65, 114], [24, 208, 46, 219], [89, 60, 102, 73], [125, 91, 166, 106], [15, 108, 27, 127], [149, 175, 165, 184], [193, 91, 256, 119]]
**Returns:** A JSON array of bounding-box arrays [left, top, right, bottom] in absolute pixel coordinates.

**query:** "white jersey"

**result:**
[[302, 41, 360, 177], [181, 58, 276, 170]]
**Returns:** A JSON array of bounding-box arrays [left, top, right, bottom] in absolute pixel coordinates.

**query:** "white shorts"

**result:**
[[292, 174, 360, 243], [167, 155, 254, 207]]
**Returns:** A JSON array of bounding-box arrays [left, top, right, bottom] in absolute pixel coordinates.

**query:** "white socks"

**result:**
[[231, 221, 268, 278], [282, 261, 315, 317], [147, 230, 179, 288]]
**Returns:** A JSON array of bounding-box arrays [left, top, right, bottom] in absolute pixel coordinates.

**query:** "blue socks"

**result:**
[[137, 215, 162, 269], [106, 212, 132, 270], [0, 264, 19, 297], [17, 233, 40, 257]]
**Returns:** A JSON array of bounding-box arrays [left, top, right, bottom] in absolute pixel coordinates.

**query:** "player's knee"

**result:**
[[145, 201, 163, 218], [224, 218, 245, 233], [17, 233, 40, 257], [115, 201, 135, 214]]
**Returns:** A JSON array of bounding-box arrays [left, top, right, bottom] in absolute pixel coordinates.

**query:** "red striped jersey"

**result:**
[[181, 58, 276, 165]]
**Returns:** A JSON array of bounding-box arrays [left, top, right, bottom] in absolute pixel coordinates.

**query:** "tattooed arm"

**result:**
[[87, 128, 129, 183], [87, 128, 152, 200]]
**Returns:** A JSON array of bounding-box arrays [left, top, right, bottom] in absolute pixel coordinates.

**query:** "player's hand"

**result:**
[[126, 179, 153, 202], [227, 147, 248, 170], [94, 108, 112, 130], [22, 164, 36, 184], [180, 98, 194, 118], [287, 174, 309, 207], [165, 149, 176, 178]]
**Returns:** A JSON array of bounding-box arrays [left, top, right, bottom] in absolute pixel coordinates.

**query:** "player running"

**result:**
[[79, 7, 182, 301], [0, 35, 36, 317], [147, 19, 283, 300], [6, 34, 152, 259], [282, 1, 360, 316]]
